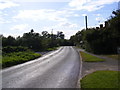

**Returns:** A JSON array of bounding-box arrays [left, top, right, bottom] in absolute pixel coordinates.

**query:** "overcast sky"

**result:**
[[0, 0, 119, 39]]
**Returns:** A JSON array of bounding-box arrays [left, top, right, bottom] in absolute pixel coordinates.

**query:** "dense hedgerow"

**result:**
[[2, 51, 41, 68]]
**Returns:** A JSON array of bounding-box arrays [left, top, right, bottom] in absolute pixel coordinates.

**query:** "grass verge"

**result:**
[[2, 51, 41, 68], [80, 51, 105, 62], [80, 70, 120, 88], [102, 54, 118, 60]]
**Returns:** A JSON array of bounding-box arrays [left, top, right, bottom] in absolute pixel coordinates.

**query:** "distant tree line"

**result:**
[[70, 9, 120, 54], [2, 30, 72, 52]]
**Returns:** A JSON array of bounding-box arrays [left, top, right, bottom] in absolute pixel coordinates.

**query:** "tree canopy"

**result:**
[[70, 9, 120, 54], [2, 30, 72, 51]]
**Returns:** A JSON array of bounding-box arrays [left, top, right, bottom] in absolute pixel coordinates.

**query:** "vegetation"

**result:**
[[2, 9, 120, 67], [1, 30, 73, 68], [70, 9, 120, 54], [2, 30, 72, 52], [2, 46, 42, 68], [2, 51, 41, 68], [80, 70, 120, 88], [46, 47, 58, 51], [102, 54, 118, 60], [80, 51, 105, 62], [2, 46, 29, 53]]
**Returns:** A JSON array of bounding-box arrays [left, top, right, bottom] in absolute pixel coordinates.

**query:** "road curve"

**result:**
[[2, 46, 80, 88]]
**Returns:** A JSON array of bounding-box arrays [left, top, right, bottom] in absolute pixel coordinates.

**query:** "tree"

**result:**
[[2, 36, 16, 46], [42, 31, 49, 38], [57, 31, 64, 39], [22, 30, 42, 51], [70, 9, 120, 54], [2, 29, 71, 51]]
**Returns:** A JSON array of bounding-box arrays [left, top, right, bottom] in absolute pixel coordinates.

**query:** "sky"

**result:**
[[0, 0, 119, 39]]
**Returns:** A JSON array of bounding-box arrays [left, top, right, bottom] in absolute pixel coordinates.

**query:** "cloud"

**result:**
[[59, 22, 78, 28], [64, 29, 79, 39], [42, 21, 80, 39], [95, 14, 101, 16], [0, 17, 4, 23], [42, 26, 79, 39], [4, 0, 71, 2], [95, 16, 106, 22], [0, 11, 10, 23], [13, 9, 71, 22], [42, 21, 79, 31], [69, 0, 119, 11], [0, 12, 4, 23], [13, 9, 80, 22], [0, 19, 11, 23], [82, 14, 87, 16], [95, 17, 102, 21], [0, 0, 19, 10], [10, 24, 30, 31], [74, 14, 80, 17], [69, 0, 90, 7]]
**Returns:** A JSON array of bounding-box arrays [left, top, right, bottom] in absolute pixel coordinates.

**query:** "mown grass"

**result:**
[[81, 70, 120, 88], [103, 54, 118, 60], [2, 51, 41, 68], [80, 51, 105, 62]]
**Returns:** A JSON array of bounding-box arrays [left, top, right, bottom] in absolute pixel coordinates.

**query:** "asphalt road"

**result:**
[[2, 46, 81, 88]]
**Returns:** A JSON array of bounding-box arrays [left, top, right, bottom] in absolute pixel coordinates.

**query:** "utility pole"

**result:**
[[51, 29, 53, 47], [51, 29, 53, 34], [85, 16, 88, 30]]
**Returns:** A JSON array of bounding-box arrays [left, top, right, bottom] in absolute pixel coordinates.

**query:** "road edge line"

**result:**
[[75, 47, 83, 88]]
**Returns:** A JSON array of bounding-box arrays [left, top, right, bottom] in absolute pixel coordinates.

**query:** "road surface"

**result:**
[[2, 46, 81, 88]]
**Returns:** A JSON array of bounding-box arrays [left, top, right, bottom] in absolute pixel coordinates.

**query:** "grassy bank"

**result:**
[[81, 70, 120, 88], [102, 54, 118, 60], [2, 51, 41, 68], [2, 46, 59, 68], [80, 51, 105, 62]]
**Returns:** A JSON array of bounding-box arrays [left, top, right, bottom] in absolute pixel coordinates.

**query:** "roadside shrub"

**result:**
[[2, 51, 41, 68], [2, 46, 30, 53], [47, 47, 57, 51]]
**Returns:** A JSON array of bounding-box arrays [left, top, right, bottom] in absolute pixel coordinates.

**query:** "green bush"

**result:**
[[47, 47, 57, 51], [2, 51, 41, 68], [2, 46, 29, 53]]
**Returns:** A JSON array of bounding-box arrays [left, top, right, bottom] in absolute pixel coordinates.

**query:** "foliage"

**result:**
[[2, 51, 41, 68], [80, 70, 120, 88], [2, 30, 72, 52], [2, 29, 74, 68], [2, 46, 29, 53], [47, 47, 57, 51], [21, 30, 42, 51], [80, 51, 105, 62], [2, 36, 16, 46], [70, 9, 120, 54]]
